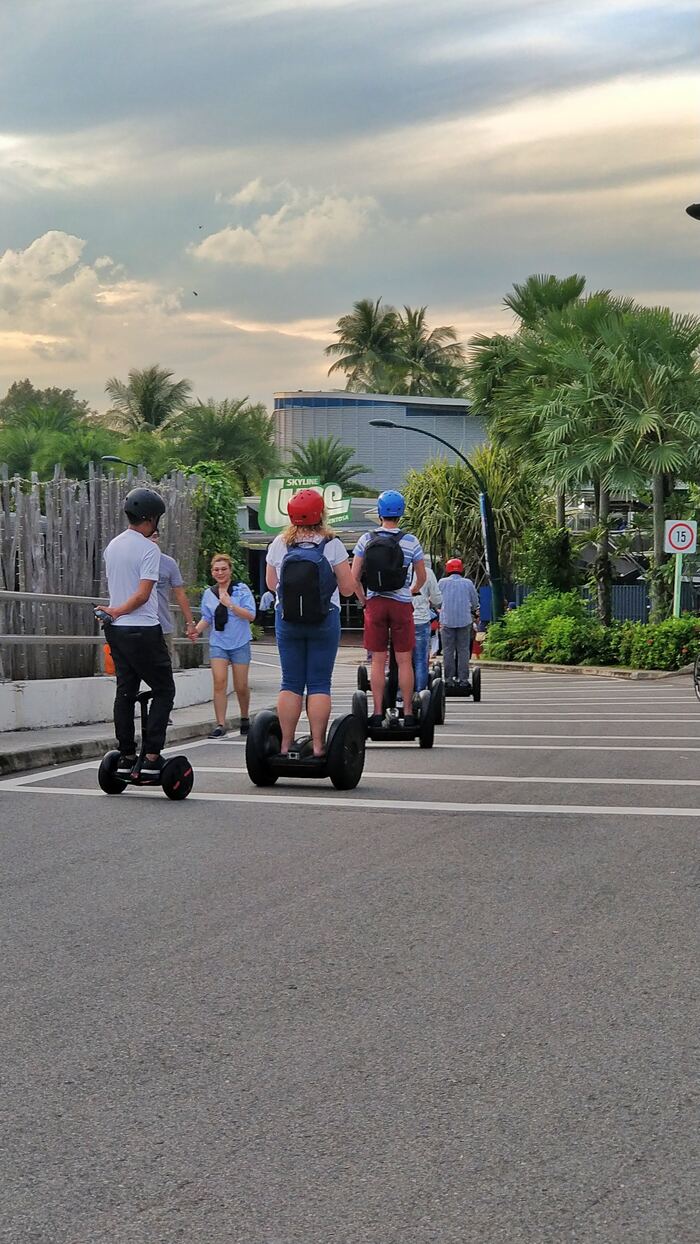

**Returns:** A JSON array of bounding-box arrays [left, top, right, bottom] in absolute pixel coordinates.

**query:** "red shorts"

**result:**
[[364, 596, 415, 654]]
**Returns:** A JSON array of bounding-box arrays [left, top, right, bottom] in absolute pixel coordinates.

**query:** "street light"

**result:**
[[101, 455, 139, 469], [369, 418, 505, 621], [685, 204, 700, 220]]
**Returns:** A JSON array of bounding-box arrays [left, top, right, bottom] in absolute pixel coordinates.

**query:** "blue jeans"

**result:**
[[275, 607, 341, 696], [413, 621, 431, 692]]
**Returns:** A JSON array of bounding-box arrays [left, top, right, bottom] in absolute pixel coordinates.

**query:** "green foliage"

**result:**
[[180, 461, 246, 586], [0, 379, 93, 422], [483, 590, 700, 670], [104, 365, 193, 432], [514, 523, 579, 592], [287, 435, 371, 492], [403, 446, 541, 581], [324, 297, 466, 395], [167, 398, 279, 492]]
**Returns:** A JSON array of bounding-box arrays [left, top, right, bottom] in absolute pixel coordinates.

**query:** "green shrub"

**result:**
[[180, 461, 247, 586], [483, 591, 700, 670]]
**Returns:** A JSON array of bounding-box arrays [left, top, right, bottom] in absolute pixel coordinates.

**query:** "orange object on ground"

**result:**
[[103, 643, 116, 676]]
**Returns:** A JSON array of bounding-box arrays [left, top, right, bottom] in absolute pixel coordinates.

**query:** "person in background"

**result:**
[[150, 531, 197, 665], [193, 554, 256, 737], [438, 557, 480, 687], [411, 556, 442, 692]]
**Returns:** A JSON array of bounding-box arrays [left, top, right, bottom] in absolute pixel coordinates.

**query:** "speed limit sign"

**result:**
[[664, 520, 697, 554]]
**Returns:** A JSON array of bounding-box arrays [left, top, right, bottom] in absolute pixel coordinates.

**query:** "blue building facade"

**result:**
[[273, 391, 487, 492]]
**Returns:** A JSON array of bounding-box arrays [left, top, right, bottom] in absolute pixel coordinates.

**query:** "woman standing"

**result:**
[[265, 489, 363, 757], [194, 553, 256, 737]]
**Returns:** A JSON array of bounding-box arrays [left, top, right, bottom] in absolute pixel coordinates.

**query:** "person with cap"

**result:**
[[192, 554, 257, 738], [101, 487, 175, 784], [265, 488, 361, 757], [438, 558, 480, 687], [351, 490, 426, 728]]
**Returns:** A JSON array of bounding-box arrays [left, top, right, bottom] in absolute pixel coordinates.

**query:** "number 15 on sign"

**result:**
[[664, 520, 697, 617]]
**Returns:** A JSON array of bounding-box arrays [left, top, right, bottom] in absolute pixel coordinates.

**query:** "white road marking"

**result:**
[[5, 783, 700, 818], [370, 741, 700, 753], [434, 731, 700, 742], [176, 766, 700, 789]]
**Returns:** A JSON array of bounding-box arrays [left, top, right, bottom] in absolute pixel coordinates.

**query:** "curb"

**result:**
[[0, 717, 228, 778], [478, 660, 691, 681]]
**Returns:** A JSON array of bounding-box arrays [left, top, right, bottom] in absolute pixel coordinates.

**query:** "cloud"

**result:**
[[192, 189, 378, 269]]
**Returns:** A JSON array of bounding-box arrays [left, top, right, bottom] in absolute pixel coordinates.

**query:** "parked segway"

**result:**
[[97, 692, 195, 800], [246, 710, 365, 789], [352, 646, 440, 748]]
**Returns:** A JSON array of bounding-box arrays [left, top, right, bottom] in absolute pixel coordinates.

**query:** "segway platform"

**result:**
[[97, 693, 194, 800], [351, 686, 438, 748], [444, 667, 481, 701], [246, 710, 365, 789]]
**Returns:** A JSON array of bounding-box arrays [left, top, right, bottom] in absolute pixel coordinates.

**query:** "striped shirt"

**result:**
[[438, 574, 480, 627], [353, 528, 424, 603]]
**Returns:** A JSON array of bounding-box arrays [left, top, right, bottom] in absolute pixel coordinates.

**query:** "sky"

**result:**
[[0, 0, 698, 412]]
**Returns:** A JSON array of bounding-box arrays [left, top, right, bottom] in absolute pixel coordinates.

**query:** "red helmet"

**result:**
[[445, 558, 464, 574], [287, 488, 324, 526]]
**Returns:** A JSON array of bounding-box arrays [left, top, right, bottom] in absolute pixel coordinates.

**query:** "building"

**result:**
[[273, 391, 487, 492]]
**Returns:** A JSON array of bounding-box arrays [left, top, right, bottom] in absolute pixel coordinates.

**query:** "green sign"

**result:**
[[258, 476, 351, 534]]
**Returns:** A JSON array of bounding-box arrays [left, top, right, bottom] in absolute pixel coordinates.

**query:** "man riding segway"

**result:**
[[100, 487, 176, 784]]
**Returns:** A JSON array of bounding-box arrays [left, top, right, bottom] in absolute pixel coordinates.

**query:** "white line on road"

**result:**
[[5, 783, 700, 818], [182, 766, 700, 788]]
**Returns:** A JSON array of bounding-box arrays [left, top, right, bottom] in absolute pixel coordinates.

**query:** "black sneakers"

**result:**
[[116, 754, 136, 776], [136, 756, 164, 784], [240, 718, 250, 736], [403, 714, 417, 729], [208, 725, 227, 739]]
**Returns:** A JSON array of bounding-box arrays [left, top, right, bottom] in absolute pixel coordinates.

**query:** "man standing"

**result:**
[[411, 557, 442, 692], [352, 490, 426, 728], [438, 558, 480, 687], [150, 530, 197, 666], [102, 488, 175, 784]]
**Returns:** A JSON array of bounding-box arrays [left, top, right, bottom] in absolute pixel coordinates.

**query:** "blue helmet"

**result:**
[[377, 489, 405, 519]]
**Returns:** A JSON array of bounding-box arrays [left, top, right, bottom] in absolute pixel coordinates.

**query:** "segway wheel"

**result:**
[[431, 677, 446, 726], [245, 711, 281, 786], [351, 689, 368, 731], [326, 714, 366, 790], [98, 749, 127, 795], [694, 654, 700, 703], [471, 666, 482, 702], [357, 664, 369, 693], [418, 688, 435, 749], [433, 660, 442, 680], [161, 755, 194, 801]]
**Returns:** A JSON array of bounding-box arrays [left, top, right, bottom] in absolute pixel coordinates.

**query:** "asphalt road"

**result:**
[[1, 667, 699, 1243]]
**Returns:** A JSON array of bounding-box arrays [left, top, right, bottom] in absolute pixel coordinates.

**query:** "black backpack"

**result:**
[[278, 539, 337, 624], [363, 531, 407, 592]]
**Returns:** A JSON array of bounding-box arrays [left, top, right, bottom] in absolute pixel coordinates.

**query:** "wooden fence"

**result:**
[[0, 465, 202, 680]]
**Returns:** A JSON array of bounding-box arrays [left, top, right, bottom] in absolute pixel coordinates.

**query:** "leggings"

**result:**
[[275, 608, 341, 696]]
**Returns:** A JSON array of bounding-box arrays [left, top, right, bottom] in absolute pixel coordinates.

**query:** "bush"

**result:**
[[482, 591, 700, 670], [180, 461, 247, 586], [514, 523, 579, 593]]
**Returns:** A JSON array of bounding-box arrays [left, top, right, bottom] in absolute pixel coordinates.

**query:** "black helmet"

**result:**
[[123, 487, 166, 523]]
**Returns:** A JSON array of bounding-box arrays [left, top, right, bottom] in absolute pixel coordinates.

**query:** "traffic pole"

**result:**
[[673, 552, 683, 617]]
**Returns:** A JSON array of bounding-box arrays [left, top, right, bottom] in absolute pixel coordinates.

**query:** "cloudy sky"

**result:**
[[0, 0, 697, 411]]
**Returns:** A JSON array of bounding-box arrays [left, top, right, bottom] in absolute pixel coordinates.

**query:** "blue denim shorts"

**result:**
[[209, 641, 252, 665], [275, 607, 341, 696]]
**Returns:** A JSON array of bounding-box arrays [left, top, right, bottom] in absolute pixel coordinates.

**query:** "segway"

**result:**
[[357, 649, 446, 727], [97, 692, 195, 800], [246, 710, 366, 789], [352, 646, 440, 748], [444, 666, 481, 701]]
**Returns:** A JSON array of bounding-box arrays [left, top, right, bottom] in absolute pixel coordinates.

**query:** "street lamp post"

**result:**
[[101, 455, 139, 469], [369, 419, 505, 621]]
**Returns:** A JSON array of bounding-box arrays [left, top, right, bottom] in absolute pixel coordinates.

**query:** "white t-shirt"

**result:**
[[104, 528, 161, 627], [266, 533, 348, 610]]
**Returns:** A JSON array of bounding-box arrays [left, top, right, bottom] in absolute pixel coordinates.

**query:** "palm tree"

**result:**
[[169, 398, 279, 493], [503, 273, 587, 327], [403, 446, 539, 582], [324, 298, 400, 391], [287, 435, 371, 493], [394, 306, 466, 396], [104, 366, 192, 432]]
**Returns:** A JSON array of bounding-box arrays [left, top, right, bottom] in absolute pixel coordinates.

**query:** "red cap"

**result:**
[[445, 558, 464, 574], [287, 488, 324, 526]]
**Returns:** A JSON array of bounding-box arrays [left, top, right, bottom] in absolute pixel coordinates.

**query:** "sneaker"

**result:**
[[368, 713, 384, 728], [403, 714, 417, 729], [116, 754, 136, 776], [136, 756, 163, 784], [208, 725, 227, 739], [239, 717, 250, 736]]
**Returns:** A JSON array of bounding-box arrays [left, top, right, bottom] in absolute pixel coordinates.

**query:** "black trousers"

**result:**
[[105, 623, 175, 755]]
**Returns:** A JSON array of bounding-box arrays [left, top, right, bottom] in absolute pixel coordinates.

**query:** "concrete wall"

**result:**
[[0, 668, 213, 733]]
